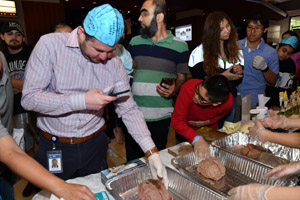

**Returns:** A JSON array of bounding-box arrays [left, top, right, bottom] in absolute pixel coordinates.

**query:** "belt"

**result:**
[[41, 125, 106, 144]]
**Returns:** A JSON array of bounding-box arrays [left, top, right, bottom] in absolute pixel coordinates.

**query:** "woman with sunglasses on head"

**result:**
[[171, 75, 233, 159], [188, 11, 244, 124]]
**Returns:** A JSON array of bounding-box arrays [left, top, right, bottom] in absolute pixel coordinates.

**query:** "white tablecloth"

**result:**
[[33, 147, 177, 200]]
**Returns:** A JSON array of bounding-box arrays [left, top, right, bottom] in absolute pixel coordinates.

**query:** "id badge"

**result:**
[[47, 150, 63, 173]]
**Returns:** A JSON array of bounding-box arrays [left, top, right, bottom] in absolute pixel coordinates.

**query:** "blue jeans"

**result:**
[[0, 176, 14, 200]]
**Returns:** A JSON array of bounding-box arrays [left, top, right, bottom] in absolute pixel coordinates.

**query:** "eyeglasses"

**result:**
[[247, 26, 264, 32], [194, 83, 213, 105]]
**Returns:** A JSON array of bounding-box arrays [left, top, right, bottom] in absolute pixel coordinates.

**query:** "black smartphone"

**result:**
[[160, 77, 174, 89], [110, 89, 130, 97]]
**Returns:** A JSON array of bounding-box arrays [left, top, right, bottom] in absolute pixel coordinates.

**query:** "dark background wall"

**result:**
[[22, 1, 65, 47]]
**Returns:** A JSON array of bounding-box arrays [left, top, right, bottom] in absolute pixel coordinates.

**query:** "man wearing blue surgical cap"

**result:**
[[21, 3, 168, 189], [265, 35, 299, 108]]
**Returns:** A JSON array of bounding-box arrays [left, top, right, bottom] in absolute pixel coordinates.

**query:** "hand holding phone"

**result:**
[[160, 77, 175, 89], [110, 89, 130, 97]]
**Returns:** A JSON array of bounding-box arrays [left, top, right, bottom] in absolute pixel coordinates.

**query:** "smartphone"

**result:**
[[160, 77, 175, 89], [110, 89, 130, 97]]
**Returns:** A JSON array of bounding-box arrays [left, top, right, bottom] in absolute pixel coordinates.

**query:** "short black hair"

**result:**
[[202, 75, 230, 102], [282, 30, 298, 39], [246, 12, 269, 29]]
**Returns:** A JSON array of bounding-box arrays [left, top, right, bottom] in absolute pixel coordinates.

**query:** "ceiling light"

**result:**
[[127, 11, 130, 13], [0, 0, 16, 14], [82, 7, 85, 9], [93, 1, 96, 4]]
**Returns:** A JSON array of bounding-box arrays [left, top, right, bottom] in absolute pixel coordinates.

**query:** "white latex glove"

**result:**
[[148, 153, 168, 189], [228, 183, 274, 200], [192, 136, 211, 159], [264, 162, 300, 179], [249, 118, 268, 143], [253, 55, 268, 70], [260, 110, 287, 129]]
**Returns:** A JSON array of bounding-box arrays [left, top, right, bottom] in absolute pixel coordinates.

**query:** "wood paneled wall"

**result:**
[[22, 1, 65, 47]]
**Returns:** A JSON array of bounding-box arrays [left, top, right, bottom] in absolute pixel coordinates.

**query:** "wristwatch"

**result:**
[[262, 66, 269, 72], [145, 147, 159, 158]]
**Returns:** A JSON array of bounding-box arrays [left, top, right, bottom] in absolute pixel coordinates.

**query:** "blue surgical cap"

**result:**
[[280, 36, 299, 50], [83, 4, 124, 46]]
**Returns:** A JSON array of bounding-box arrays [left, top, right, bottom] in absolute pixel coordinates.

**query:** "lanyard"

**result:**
[[51, 135, 58, 150]]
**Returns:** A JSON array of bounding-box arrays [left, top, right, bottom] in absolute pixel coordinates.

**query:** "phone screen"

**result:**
[[160, 78, 174, 88]]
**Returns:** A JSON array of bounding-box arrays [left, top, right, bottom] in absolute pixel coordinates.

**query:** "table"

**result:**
[[33, 146, 178, 200]]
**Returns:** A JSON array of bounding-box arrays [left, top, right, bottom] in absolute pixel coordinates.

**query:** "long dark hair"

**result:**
[[202, 11, 241, 75]]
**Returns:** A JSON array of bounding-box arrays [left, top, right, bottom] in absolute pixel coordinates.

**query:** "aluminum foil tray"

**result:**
[[172, 146, 297, 197], [211, 131, 300, 167], [105, 166, 226, 200]]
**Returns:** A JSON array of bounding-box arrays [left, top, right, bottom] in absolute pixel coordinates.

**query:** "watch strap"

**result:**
[[145, 147, 159, 158], [262, 66, 269, 72]]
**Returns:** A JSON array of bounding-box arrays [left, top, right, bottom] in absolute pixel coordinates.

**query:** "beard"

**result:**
[[7, 43, 23, 50], [140, 17, 158, 38]]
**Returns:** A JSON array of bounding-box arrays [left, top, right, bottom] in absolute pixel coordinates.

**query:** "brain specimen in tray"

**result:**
[[241, 144, 263, 159], [197, 157, 226, 181], [137, 179, 173, 200]]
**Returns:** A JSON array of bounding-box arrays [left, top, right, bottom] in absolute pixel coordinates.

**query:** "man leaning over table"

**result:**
[[21, 3, 168, 188], [0, 49, 95, 199], [171, 75, 233, 159]]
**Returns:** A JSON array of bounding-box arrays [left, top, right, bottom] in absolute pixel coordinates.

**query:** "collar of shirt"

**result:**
[[147, 30, 174, 45], [66, 27, 80, 48], [244, 37, 264, 53]]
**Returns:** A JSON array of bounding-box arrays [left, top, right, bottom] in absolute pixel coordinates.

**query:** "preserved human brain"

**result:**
[[137, 179, 172, 200], [197, 157, 226, 181], [241, 144, 262, 159]]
